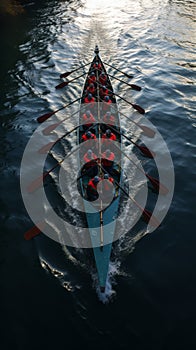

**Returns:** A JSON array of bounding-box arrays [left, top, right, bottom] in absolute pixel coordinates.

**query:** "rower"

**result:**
[[86, 82, 96, 96], [82, 110, 96, 130], [83, 149, 98, 177], [87, 71, 96, 85], [82, 130, 96, 142], [98, 71, 107, 85], [102, 95, 112, 112], [93, 61, 102, 71], [102, 111, 116, 132], [102, 129, 116, 145], [101, 149, 115, 173], [84, 93, 96, 110], [86, 176, 100, 201], [99, 85, 110, 100]]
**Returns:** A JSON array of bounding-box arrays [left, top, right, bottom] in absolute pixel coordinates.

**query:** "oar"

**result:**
[[42, 105, 86, 135], [55, 72, 87, 89], [110, 90, 145, 114], [27, 145, 81, 193], [101, 71, 141, 91], [109, 125, 155, 158], [100, 164, 160, 227], [112, 142, 168, 195], [96, 81, 145, 114], [97, 92, 155, 138], [38, 125, 80, 154], [60, 61, 91, 78], [37, 97, 81, 123], [39, 122, 96, 154], [105, 98, 155, 138], [24, 221, 46, 240], [118, 110, 155, 138], [102, 61, 133, 79]]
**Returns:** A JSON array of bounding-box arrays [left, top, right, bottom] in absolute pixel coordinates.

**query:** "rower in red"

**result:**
[[100, 173, 114, 202], [86, 176, 100, 201], [86, 83, 96, 96], [92, 61, 102, 71], [102, 111, 115, 131], [102, 95, 112, 112], [98, 71, 107, 86], [99, 85, 110, 100], [83, 149, 98, 177], [87, 71, 96, 85], [82, 110, 96, 130], [82, 130, 96, 142], [102, 128, 116, 144], [84, 93, 96, 110], [101, 149, 115, 173]]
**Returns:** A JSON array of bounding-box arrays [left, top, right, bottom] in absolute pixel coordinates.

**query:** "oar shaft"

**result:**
[[102, 61, 133, 79], [37, 97, 81, 123], [60, 61, 91, 78]]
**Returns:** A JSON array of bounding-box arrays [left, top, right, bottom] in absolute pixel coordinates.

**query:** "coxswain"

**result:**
[[102, 95, 112, 112], [98, 71, 107, 85], [93, 61, 102, 71], [99, 85, 110, 100], [87, 71, 96, 85], [86, 176, 100, 201], [82, 110, 96, 129], [86, 82, 96, 96], [84, 93, 96, 109], [83, 149, 98, 177], [101, 149, 115, 172]]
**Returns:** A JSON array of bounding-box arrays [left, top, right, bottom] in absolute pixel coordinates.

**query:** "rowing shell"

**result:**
[[77, 45, 123, 292]]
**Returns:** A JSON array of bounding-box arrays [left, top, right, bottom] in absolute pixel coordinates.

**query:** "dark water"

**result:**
[[0, 0, 196, 349]]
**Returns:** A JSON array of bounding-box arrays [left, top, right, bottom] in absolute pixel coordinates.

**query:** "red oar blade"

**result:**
[[147, 175, 169, 195], [142, 209, 160, 228], [42, 123, 60, 135], [38, 141, 55, 154], [37, 112, 55, 123], [24, 222, 45, 240], [140, 125, 156, 138], [55, 81, 69, 89], [27, 172, 48, 193], [139, 146, 155, 159]]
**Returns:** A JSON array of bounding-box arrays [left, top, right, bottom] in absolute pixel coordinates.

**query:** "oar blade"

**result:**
[[132, 103, 145, 115], [38, 141, 55, 154], [147, 175, 169, 195], [142, 209, 160, 228], [139, 146, 155, 159], [27, 172, 48, 193], [140, 125, 156, 138], [37, 112, 54, 123], [42, 123, 60, 135], [124, 73, 134, 79], [55, 81, 68, 89], [130, 84, 141, 91], [24, 222, 45, 240], [60, 72, 71, 78]]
